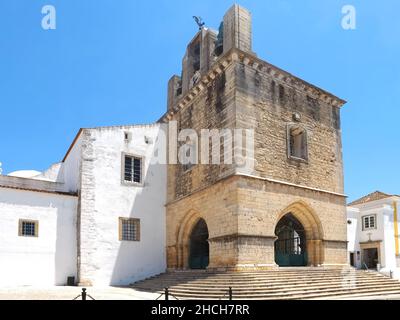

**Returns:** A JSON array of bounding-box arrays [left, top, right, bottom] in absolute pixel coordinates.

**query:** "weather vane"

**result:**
[[193, 16, 205, 30]]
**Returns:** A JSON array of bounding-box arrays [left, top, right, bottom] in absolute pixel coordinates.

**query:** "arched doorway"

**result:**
[[189, 219, 209, 269], [274, 213, 307, 267]]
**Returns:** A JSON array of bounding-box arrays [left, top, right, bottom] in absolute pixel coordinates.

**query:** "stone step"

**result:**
[[167, 270, 361, 277], [145, 275, 382, 281], [171, 268, 352, 272], [267, 287, 400, 300], [144, 277, 399, 291], [163, 268, 372, 274], [141, 270, 380, 280], [134, 274, 384, 286], [132, 269, 399, 300], [143, 278, 397, 291], [166, 285, 400, 300], [166, 280, 400, 294]]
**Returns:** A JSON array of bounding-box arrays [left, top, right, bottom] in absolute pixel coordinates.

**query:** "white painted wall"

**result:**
[[0, 124, 166, 287], [79, 124, 166, 286], [35, 162, 64, 182], [382, 204, 397, 272], [347, 197, 400, 277], [358, 207, 383, 241], [0, 187, 77, 286], [346, 207, 360, 266], [62, 135, 83, 193]]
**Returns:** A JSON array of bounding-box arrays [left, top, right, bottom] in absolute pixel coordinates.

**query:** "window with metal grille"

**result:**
[[123, 154, 142, 184], [19, 220, 38, 237], [362, 215, 376, 230], [119, 218, 140, 241]]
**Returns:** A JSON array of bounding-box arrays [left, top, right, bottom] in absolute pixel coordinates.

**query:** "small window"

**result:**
[[287, 125, 308, 161], [119, 218, 140, 241], [124, 132, 132, 142], [182, 143, 197, 172], [362, 215, 376, 231], [123, 154, 142, 184], [19, 219, 38, 237]]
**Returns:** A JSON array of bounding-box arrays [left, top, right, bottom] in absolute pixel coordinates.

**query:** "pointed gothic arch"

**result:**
[[176, 210, 209, 269], [275, 201, 324, 266]]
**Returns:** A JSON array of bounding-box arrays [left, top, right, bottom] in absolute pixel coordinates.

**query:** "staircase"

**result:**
[[131, 268, 400, 300]]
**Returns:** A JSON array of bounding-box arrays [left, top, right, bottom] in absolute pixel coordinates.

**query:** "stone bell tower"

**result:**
[[161, 4, 348, 271], [167, 4, 253, 110]]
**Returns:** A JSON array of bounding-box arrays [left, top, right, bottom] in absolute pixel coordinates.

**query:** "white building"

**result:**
[[0, 124, 166, 287], [347, 191, 400, 277]]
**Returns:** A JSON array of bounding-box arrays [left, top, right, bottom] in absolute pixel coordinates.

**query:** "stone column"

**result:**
[[307, 239, 323, 266]]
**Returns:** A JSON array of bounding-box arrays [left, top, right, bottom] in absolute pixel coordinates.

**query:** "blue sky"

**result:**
[[0, 0, 399, 202]]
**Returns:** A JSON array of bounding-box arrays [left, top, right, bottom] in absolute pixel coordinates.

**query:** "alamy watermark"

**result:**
[[342, 5, 356, 30], [39, 5, 356, 32], [41, 5, 56, 30], [149, 121, 255, 172]]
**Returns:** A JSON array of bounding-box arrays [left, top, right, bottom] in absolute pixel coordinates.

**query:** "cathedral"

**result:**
[[0, 5, 348, 287]]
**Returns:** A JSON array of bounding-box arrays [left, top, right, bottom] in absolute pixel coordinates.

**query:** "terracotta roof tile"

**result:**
[[348, 191, 394, 206]]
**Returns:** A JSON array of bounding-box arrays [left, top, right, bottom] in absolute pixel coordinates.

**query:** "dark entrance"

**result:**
[[350, 252, 355, 267], [274, 213, 307, 267], [363, 248, 378, 269], [189, 219, 209, 269]]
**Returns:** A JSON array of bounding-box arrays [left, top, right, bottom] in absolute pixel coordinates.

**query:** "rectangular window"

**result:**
[[182, 143, 197, 172], [18, 219, 39, 237], [362, 215, 376, 231], [119, 218, 140, 241], [124, 132, 132, 142], [287, 125, 308, 161], [123, 154, 142, 184]]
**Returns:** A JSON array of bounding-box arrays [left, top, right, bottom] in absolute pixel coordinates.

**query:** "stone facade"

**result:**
[[163, 4, 348, 270]]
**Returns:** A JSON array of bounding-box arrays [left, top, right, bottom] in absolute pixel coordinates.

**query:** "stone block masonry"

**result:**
[[162, 4, 348, 270]]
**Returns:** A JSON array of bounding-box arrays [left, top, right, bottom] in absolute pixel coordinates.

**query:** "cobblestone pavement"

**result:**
[[0, 286, 159, 300]]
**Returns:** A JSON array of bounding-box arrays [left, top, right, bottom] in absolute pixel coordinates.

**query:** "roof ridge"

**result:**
[[348, 190, 394, 206]]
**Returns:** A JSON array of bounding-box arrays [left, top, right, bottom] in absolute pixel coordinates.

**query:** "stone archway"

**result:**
[[188, 219, 209, 269], [275, 213, 307, 267], [176, 210, 208, 269], [275, 201, 324, 266]]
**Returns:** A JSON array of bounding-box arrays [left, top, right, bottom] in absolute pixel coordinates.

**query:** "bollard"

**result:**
[[82, 288, 87, 301], [165, 287, 169, 301], [390, 270, 393, 279], [228, 287, 233, 300]]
